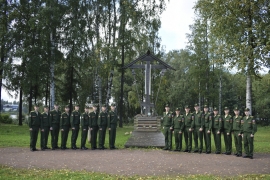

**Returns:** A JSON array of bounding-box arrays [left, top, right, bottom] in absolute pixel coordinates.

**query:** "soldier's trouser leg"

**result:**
[[163, 127, 169, 149], [99, 126, 107, 148], [174, 129, 180, 150], [244, 132, 253, 157], [109, 124, 117, 148], [233, 131, 242, 155], [81, 126, 88, 148], [51, 124, 59, 148], [71, 124, 79, 147], [185, 127, 192, 151], [223, 129, 228, 153], [184, 129, 188, 150], [45, 127, 50, 147], [41, 129, 45, 149], [198, 128, 203, 152], [61, 126, 69, 148], [193, 127, 199, 151], [213, 129, 221, 153], [91, 126, 98, 148], [204, 129, 211, 152], [228, 131, 232, 153], [30, 126, 39, 149]]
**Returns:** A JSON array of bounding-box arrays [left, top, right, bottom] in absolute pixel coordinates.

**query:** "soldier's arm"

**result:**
[[70, 112, 74, 128], [81, 114, 84, 127], [201, 113, 205, 129], [229, 116, 233, 133], [209, 113, 213, 131], [97, 113, 101, 128], [60, 114, 63, 129], [191, 113, 195, 129], [89, 114, 92, 128], [252, 117, 257, 135], [219, 116, 223, 131], [107, 112, 111, 129], [28, 113, 32, 129], [40, 114, 44, 129]]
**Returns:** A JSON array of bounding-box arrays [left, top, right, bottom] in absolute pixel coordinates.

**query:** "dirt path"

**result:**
[[0, 147, 269, 176]]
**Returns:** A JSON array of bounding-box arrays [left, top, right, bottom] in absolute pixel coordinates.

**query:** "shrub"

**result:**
[[0, 114, 13, 124]]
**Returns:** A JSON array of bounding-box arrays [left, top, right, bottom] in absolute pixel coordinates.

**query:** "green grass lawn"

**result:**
[[0, 124, 269, 153], [0, 124, 134, 149], [0, 124, 270, 179]]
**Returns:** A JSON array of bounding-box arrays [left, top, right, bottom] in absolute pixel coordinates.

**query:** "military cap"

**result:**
[[44, 105, 49, 108], [34, 104, 39, 107], [244, 108, 250, 111], [111, 103, 116, 107], [175, 107, 180, 111], [54, 102, 59, 106], [194, 103, 199, 107], [74, 104, 80, 107], [165, 103, 170, 107], [213, 107, 218, 111], [184, 105, 190, 109], [65, 105, 70, 108], [233, 107, 239, 111], [203, 104, 208, 108], [102, 104, 106, 107], [224, 106, 229, 110]]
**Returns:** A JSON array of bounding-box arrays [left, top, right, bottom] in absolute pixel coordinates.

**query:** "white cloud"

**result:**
[[159, 0, 196, 52]]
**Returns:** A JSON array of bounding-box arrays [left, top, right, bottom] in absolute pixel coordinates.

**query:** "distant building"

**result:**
[[2, 104, 18, 112]]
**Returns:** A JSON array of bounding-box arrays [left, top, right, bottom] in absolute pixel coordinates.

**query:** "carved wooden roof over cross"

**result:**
[[123, 50, 176, 70]]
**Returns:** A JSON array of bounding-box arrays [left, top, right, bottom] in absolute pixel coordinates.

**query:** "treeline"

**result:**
[[0, 0, 168, 125]]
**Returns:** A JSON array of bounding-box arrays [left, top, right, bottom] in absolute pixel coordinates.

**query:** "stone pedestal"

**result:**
[[124, 115, 165, 148]]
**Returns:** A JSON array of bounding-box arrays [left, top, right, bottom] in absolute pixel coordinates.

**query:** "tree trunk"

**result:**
[[50, 33, 55, 110], [119, 44, 124, 128], [29, 85, 33, 113], [18, 87, 23, 126], [69, 66, 73, 113], [246, 72, 252, 114], [219, 75, 222, 113]]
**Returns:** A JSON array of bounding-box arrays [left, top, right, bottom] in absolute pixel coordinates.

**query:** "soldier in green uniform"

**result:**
[[212, 107, 223, 154], [162, 104, 173, 150], [71, 104, 80, 150], [40, 105, 51, 150], [223, 107, 233, 155], [108, 103, 118, 150], [29, 104, 41, 151], [60, 105, 71, 150], [89, 104, 99, 150], [242, 108, 257, 159], [232, 107, 243, 157], [193, 103, 204, 153], [98, 104, 108, 150], [172, 107, 184, 151], [183, 105, 194, 153], [49, 102, 61, 150], [203, 104, 212, 154], [81, 105, 89, 150]]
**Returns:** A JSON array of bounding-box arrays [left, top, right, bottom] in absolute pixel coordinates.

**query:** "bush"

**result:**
[[0, 114, 13, 124]]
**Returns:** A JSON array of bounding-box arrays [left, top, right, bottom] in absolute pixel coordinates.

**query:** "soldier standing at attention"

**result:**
[[41, 105, 51, 150], [232, 107, 243, 157], [212, 107, 223, 154], [29, 104, 41, 151], [193, 103, 204, 153], [203, 105, 212, 154], [162, 104, 173, 151], [183, 105, 194, 153], [49, 102, 61, 150], [108, 103, 118, 150], [242, 108, 257, 159], [81, 105, 89, 150], [223, 107, 233, 155], [172, 107, 184, 151], [98, 104, 108, 150], [71, 104, 80, 150], [89, 104, 99, 150], [60, 105, 71, 150]]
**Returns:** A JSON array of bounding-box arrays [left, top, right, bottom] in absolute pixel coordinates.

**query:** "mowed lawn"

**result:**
[[0, 124, 269, 153], [0, 124, 134, 149]]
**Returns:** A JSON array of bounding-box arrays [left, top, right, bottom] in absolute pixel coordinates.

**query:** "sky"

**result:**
[[159, 0, 196, 52], [1, 0, 197, 102]]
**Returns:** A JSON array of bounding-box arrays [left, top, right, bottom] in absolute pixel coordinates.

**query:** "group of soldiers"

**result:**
[[28, 102, 118, 151], [162, 104, 257, 159]]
